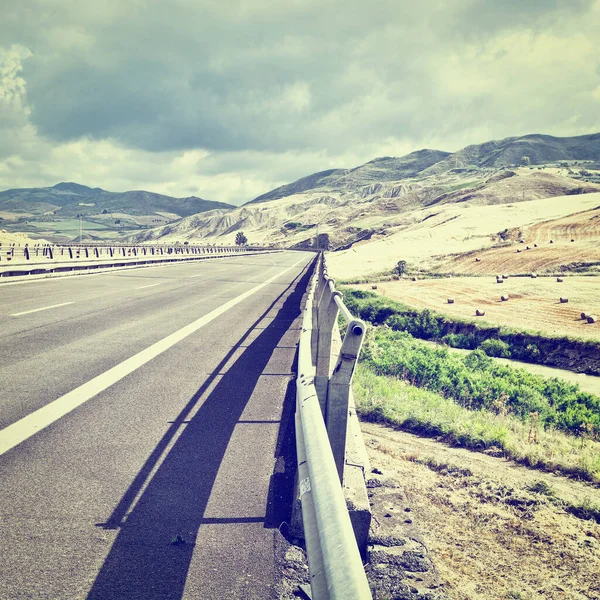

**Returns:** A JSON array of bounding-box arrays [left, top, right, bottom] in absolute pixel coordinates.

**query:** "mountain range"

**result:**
[[2, 133, 600, 248], [127, 133, 600, 249], [0, 182, 233, 218]]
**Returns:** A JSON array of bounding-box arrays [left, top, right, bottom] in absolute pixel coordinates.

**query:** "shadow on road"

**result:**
[[86, 262, 312, 600]]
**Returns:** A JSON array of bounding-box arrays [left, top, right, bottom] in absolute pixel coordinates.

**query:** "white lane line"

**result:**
[[0, 256, 308, 457], [10, 301, 75, 317], [135, 282, 162, 289]]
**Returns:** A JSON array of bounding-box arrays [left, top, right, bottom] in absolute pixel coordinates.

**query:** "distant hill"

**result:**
[[246, 149, 451, 205], [0, 182, 234, 218], [127, 132, 600, 249], [423, 133, 600, 175]]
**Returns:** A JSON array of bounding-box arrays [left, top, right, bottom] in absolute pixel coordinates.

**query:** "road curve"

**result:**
[[0, 251, 313, 599]]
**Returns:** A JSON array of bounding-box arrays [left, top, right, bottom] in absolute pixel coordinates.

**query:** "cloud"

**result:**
[[0, 0, 599, 204]]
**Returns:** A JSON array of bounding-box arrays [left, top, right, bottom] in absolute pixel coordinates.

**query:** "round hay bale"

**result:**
[[531, 273, 537, 278], [549, 240, 553, 243], [411, 277, 417, 281], [559, 297, 568, 303], [534, 243, 538, 247], [501, 295, 509, 301], [475, 309, 486, 316], [516, 249, 521, 253], [447, 298, 455, 304], [502, 274, 508, 279], [581, 312, 587, 320], [556, 277, 563, 282], [497, 279, 504, 284], [526, 245, 530, 250], [475, 258, 481, 262], [371, 285, 378, 290], [571, 239, 575, 242], [587, 315, 597, 324]]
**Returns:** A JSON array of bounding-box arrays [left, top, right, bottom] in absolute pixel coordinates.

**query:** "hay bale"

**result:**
[[549, 240, 553, 243], [531, 273, 538, 278], [502, 274, 508, 279], [587, 315, 597, 323], [526, 245, 530, 250], [534, 243, 538, 247], [556, 277, 563, 282], [571, 239, 575, 242], [371, 285, 378, 290], [559, 297, 568, 303], [447, 298, 455, 304], [411, 277, 417, 281], [497, 279, 504, 284], [516, 249, 521, 253], [475, 258, 481, 262], [475, 309, 486, 316], [501, 295, 509, 301], [581, 312, 587, 320]]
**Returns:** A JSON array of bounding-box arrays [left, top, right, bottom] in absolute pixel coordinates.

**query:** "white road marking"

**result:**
[[135, 282, 162, 289], [10, 301, 75, 317], [0, 256, 308, 457]]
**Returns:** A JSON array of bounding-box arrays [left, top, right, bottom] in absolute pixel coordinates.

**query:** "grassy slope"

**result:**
[[355, 362, 600, 485]]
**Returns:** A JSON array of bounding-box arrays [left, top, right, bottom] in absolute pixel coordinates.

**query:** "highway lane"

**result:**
[[0, 254, 297, 429], [0, 251, 313, 599]]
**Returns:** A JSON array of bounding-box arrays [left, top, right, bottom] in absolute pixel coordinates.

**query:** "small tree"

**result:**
[[235, 231, 248, 246], [394, 260, 407, 276]]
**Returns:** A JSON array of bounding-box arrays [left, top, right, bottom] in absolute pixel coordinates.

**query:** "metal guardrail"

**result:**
[[0, 243, 278, 278], [295, 253, 371, 600], [0, 242, 269, 264]]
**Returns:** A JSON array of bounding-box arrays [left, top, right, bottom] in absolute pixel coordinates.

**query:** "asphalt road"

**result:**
[[0, 251, 313, 599]]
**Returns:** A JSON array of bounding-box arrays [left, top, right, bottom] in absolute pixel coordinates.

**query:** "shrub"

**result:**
[[480, 338, 511, 358], [359, 326, 600, 437]]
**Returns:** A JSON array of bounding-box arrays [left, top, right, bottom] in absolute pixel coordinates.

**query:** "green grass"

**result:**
[[354, 362, 600, 484], [30, 219, 110, 232], [360, 327, 600, 437], [342, 287, 600, 365]]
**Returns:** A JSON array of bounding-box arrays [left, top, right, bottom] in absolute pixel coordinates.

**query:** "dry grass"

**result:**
[[326, 192, 600, 279], [355, 275, 600, 340], [363, 424, 600, 600]]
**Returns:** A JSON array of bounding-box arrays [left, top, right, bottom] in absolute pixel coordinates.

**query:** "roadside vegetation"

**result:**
[[354, 355, 600, 485], [342, 288, 600, 368], [359, 327, 600, 437]]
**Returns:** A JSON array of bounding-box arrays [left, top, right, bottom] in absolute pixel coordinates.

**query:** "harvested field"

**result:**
[[327, 193, 600, 279], [355, 275, 600, 340], [441, 207, 600, 275]]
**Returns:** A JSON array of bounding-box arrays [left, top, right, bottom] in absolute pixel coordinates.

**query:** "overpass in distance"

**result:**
[[0, 251, 314, 599]]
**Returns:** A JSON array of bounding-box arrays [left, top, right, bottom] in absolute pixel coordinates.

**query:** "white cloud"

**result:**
[[0, 0, 598, 203]]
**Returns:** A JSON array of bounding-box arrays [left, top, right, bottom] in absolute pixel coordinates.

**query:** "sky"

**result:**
[[1, 0, 599, 206]]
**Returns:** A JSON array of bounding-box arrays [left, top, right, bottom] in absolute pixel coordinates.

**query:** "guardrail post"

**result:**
[[327, 318, 365, 482], [314, 280, 338, 415], [24, 247, 30, 260]]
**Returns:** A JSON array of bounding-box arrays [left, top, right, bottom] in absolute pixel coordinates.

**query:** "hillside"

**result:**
[[125, 133, 600, 248], [0, 182, 234, 243]]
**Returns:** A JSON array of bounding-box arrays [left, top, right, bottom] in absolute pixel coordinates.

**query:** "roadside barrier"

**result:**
[[295, 252, 372, 599], [0, 242, 277, 278]]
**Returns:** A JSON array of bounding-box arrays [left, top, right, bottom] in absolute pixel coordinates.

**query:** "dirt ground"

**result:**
[[355, 275, 600, 340], [361, 421, 600, 600]]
